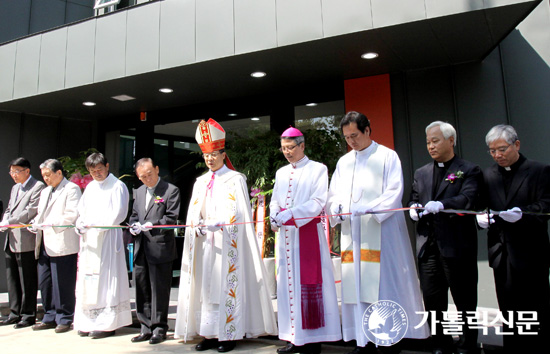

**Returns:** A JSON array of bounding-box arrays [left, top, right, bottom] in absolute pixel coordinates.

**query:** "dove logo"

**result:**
[[361, 300, 408, 346]]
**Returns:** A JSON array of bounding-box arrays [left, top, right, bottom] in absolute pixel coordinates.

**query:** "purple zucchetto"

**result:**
[[281, 126, 303, 138]]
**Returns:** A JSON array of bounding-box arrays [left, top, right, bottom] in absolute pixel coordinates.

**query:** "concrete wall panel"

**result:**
[[276, 0, 323, 46], [66, 20, 96, 89], [38, 28, 68, 94], [234, 0, 277, 54], [159, 0, 196, 69], [196, 0, 234, 62], [126, 2, 160, 76], [13, 36, 41, 99], [322, 0, 373, 37], [371, 0, 426, 28], [0, 43, 16, 101], [94, 11, 127, 82], [425, 0, 484, 18]]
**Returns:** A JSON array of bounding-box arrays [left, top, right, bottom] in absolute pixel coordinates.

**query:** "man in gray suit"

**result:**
[[129, 158, 180, 344], [29, 159, 81, 333], [0, 157, 45, 328]]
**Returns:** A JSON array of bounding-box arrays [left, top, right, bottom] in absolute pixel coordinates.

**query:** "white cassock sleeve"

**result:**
[[368, 151, 404, 224], [289, 164, 327, 228]]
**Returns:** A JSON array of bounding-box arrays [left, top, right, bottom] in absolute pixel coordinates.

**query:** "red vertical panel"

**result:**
[[344, 74, 394, 150]]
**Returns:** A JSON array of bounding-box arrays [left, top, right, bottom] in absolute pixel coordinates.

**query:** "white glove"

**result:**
[[274, 209, 293, 225], [27, 222, 45, 234], [0, 220, 8, 232], [331, 203, 348, 223], [269, 206, 281, 221], [269, 206, 281, 231], [424, 201, 444, 214], [139, 221, 153, 232], [270, 217, 280, 232], [75, 219, 89, 236], [476, 213, 495, 229], [206, 220, 224, 232], [351, 204, 373, 217], [194, 220, 206, 237], [195, 227, 206, 237], [499, 207, 522, 223], [129, 222, 142, 236], [409, 203, 423, 221]]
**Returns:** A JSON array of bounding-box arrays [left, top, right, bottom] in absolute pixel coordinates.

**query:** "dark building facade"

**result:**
[[1, 1, 549, 336]]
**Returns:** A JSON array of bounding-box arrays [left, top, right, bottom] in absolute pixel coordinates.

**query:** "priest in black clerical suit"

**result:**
[[128, 158, 180, 345], [479, 124, 550, 354], [409, 121, 482, 354]]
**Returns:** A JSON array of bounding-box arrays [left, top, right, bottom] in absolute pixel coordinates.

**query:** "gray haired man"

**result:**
[[478, 124, 550, 353]]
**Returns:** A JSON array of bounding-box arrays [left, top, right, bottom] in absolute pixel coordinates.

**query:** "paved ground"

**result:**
[[0, 288, 503, 353], [0, 324, 438, 354]]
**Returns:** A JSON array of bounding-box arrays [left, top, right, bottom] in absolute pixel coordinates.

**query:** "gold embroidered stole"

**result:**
[[341, 145, 384, 304]]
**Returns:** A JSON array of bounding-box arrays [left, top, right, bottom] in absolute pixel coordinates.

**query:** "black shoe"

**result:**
[[90, 330, 115, 339], [217, 341, 236, 353], [278, 343, 297, 353], [196, 338, 218, 351], [14, 320, 34, 329], [379, 344, 401, 354], [131, 333, 152, 342], [32, 322, 57, 330], [0, 317, 21, 326], [432, 348, 456, 354], [55, 324, 71, 333], [78, 330, 90, 337], [346, 345, 378, 354], [149, 333, 166, 344], [278, 343, 319, 354]]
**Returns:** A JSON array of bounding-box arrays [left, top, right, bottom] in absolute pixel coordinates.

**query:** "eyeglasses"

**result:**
[[488, 144, 512, 156], [203, 152, 222, 159], [279, 144, 298, 153], [9, 169, 26, 175]]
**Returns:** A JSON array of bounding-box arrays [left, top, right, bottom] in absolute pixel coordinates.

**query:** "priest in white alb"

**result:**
[[328, 111, 429, 354], [73, 152, 132, 339], [174, 119, 277, 353], [270, 127, 342, 354]]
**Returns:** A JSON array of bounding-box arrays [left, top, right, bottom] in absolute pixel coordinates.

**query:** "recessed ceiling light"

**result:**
[[251, 117, 260, 121], [306, 103, 318, 107], [251, 71, 266, 78], [361, 52, 379, 60], [228, 113, 237, 117], [83, 101, 96, 106], [112, 94, 136, 101], [159, 88, 173, 93]]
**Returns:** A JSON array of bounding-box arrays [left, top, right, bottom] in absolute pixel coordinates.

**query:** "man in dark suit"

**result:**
[[129, 157, 180, 345], [409, 121, 481, 354], [0, 157, 45, 328], [477, 124, 550, 354]]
